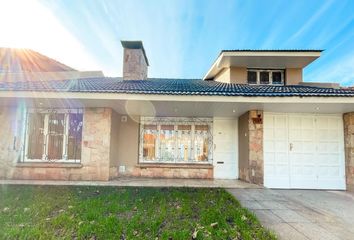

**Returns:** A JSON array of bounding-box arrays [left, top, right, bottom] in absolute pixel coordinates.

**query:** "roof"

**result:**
[[1, 77, 354, 97], [0, 48, 76, 73], [121, 41, 149, 66], [204, 50, 322, 80]]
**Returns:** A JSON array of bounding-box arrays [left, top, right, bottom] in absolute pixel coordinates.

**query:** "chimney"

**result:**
[[121, 40, 149, 80]]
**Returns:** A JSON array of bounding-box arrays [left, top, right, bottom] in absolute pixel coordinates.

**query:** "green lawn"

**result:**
[[0, 185, 276, 240]]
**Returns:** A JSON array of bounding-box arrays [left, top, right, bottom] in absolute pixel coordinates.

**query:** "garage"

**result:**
[[264, 113, 345, 189]]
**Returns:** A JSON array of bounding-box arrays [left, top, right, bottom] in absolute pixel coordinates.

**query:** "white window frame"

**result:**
[[247, 69, 285, 85], [139, 117, 213, 164], [23, 109, 83, 163]]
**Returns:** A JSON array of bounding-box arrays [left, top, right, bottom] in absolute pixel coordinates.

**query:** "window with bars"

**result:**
[[23, 109, 83, 163], [139, 117, 212, 164]]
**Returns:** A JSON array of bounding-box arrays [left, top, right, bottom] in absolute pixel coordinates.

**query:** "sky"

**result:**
[[0, 0, 354, 85]]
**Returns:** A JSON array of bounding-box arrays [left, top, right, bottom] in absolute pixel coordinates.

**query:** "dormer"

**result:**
[[203, 50, 322, 85]]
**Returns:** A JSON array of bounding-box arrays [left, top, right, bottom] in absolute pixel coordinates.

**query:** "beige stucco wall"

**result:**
[[109, 109, 120, 178], [230, 67, 247, 84], [115, 115, 140, 173], [214, 67, 247, 84], [214, 68, 230, 83], [0, 107, 113, 181], [111, 115, 213, 179], [286, 68, 302, 85], [215, 67, 303, 85]]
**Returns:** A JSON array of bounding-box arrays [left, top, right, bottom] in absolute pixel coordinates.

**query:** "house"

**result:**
[[0, 41, 354, 191]]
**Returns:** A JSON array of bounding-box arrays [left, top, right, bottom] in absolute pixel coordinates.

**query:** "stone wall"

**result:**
[[123, 48, 148, 80], [0, 106, 213, 181], [238, 110, 264, 185], [344, 112, 354, 191], [0, 107, 113, 181], [124, 165, 213, 179], [0, 107, 21, 179]]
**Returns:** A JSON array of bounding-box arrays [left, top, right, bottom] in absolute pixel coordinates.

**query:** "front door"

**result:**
[[213, 118, 238, 179]]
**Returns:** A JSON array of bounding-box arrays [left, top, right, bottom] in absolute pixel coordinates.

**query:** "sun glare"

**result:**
[[0, 0, 100, 71]]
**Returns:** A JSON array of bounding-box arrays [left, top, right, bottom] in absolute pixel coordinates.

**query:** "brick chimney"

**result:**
[[121, 40, 149, 80]]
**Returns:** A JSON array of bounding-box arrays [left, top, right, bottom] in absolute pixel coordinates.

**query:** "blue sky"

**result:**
[[1, 0, 354, 85]]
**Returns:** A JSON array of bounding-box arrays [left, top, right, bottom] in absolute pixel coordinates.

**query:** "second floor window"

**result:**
[[247, 69, 285, 85]]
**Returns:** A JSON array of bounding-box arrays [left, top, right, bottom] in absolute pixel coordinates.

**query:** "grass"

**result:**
[[0, 185, 276, 240]]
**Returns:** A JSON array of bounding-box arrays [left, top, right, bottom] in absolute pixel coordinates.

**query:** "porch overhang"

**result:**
[[1, 91, 354, 117]]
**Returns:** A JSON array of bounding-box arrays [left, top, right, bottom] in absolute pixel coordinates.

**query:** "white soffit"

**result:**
[[203, 51, 321, 80], [2, 96, 354, 117]]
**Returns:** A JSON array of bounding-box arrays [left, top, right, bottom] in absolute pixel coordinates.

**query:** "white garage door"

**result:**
[[264, 113, 345, 190]]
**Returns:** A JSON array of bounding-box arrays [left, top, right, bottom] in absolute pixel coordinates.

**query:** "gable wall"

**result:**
[[286, 68, 303, 85], [214, 68, 230, 83], [230, 67, 247, 84]]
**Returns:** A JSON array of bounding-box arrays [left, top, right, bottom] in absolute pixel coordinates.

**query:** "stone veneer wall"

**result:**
[[127, 165, 213, 179], [238, 110, 264, 185], [0, 107, 113, 181], [0, 107, 19, 179], [344, 112, 354, 191], [123, 48, 148, 80]]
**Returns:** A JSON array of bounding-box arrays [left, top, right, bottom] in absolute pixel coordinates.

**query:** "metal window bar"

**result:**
[[139, 117, 213, 164], [23, 108, 83, 163]]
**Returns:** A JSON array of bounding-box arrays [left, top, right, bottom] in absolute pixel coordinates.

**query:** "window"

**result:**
[[260, 71, 270, 84], [247, 69, 284, 85], [142, 124, 158, 161], [139, 117, 212, 163], [272, 71, 282, 84], [160, 125, 176, 161], [194, 125, 209, 161], [177, 125, 192, 162], [247, 71, 257, 84], [24, 109, 83, 163]]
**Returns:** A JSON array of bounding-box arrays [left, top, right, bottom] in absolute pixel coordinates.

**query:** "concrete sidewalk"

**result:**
[[0, 178, 260, 189], [228, 188, 354, 240]]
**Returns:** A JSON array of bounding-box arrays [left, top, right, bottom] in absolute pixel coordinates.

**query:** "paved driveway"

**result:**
[[228, 188, 354, 240]]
